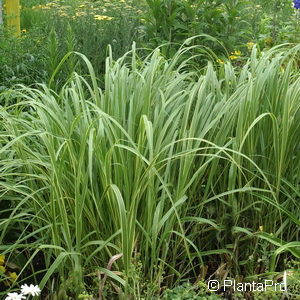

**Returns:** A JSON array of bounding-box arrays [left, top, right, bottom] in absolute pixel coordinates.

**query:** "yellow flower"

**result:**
[[0, 255, 5, 265], [0, 266, 6, 273], [75, 11, 87, 17], [216, 58, 224, 64], [229, 55, 238, 60], [231, 50, 241, 56], [32, 5, 50, 10], [247, 41, 255, 51], [58, 12, 68, 17], [265, 37, 273, 45], [21, 29, 27, 33], [8, 272, 18, 281], [58, 5, 71, 10], [259, 226, 264, 232], [94, 15, 113, 21]]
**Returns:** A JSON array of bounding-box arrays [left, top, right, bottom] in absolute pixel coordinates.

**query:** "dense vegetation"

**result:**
[[1, 0, 300, 299]]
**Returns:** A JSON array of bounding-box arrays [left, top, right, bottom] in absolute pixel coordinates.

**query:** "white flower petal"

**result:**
[[21, 283, 41, 296], [5, 293, 26, 300]]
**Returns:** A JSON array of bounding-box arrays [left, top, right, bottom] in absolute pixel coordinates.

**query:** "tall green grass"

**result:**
[[1, 43, 300, 298]]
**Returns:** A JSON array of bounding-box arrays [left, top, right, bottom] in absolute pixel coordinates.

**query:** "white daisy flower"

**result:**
[[5, 293, 25, 300], [20, 284, 41, 296]]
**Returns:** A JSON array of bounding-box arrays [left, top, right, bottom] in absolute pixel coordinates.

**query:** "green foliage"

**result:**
[[0, 28, 46, 89], [142, 0, 248, 56], [252, 0, 300, 47], [0, 0, 143, 89], [142, 0, 300, 58], [2, 0, 300, 89]]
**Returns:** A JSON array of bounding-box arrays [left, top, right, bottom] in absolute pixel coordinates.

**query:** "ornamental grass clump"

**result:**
[[1, 42, 300, 298]]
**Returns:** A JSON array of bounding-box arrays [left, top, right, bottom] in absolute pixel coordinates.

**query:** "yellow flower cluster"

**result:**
[[75, 11, 87, 17], [30, 0, 142, 20], [31, 5, 51, 10], [247, 41, 255, 51], [94, 15, 113, 21], [0, 254, 18, 283], [229, 50, 242, 60]]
